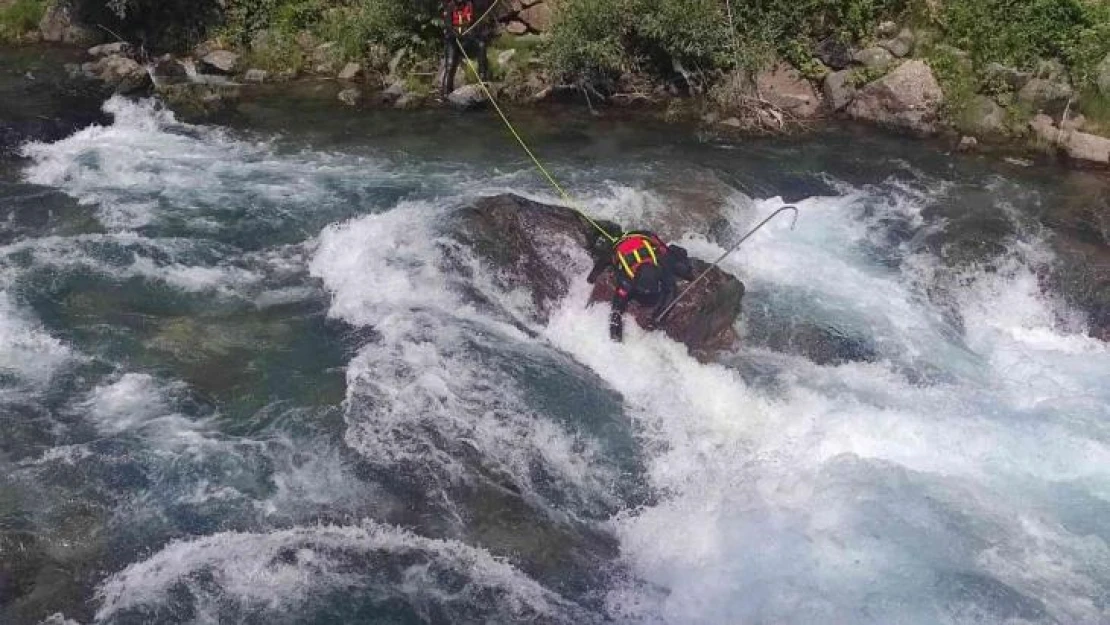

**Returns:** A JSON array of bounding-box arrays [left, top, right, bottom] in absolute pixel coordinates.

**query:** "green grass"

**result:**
[[1077, 90, 1110, 135], [0, 0, 46, 43]]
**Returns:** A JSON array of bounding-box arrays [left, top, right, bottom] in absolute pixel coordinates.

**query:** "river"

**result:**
[[1, 48, 1109, 625]]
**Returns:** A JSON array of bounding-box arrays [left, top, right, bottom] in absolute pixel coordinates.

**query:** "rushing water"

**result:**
[[1, 79, 1109, 625]]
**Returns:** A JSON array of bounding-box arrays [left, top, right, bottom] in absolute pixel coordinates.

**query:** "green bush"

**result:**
[[545, 0, 909, 87], [543, 0, 631, 84], [0, 0, 46, 42], [939, 0, 1110, 87]]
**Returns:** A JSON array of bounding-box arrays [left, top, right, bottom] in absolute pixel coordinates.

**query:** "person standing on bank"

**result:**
[[441, 0, 494, 98]]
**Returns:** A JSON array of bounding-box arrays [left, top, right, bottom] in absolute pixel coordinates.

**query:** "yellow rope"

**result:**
[[452, 39, 618, 243], [458, 0, 502, 38]]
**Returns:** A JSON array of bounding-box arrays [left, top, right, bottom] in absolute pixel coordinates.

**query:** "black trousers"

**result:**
[[442, 35, 490, 96]]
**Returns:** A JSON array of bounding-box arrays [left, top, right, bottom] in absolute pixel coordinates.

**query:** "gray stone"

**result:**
[[1029, 113, 1058, 143], [984, 62, 1033, 91], [853, 47, 895, 71], [1097, 53, 1110, 96], [244, 69, 269, 83], [497, 49, 517, 68], [1063, 131, 1110, 165], [876, 20, 899, 38], [88, 42, 130, 58], [847, 60, 945, 135], [1017, 78, 1074, 113], [151, 55, 188, 85], [756, 61, 821, 117], [338, 62, 363, 81], [823, 69, 856, 112], [91, 55, 152, 94], [879, 28, 915, 58], [457, 194, 745, 357], [447, 84, 487, 109], [394, 93, 424, 109], [382, 80, 406, 101], [1035, 59, 1067, 81], [388, 49, 407, 76], [720, 117, 743, 128], [311, 43, 338, 74], [201, 50, 240, 74], [39, 2, 99, 45], [957, 136, 978, 151], [1061, 114, 1086, 132], [960, 95, 1007, 136], [815, 37, 853, 70], [337, 87, 362, 107]]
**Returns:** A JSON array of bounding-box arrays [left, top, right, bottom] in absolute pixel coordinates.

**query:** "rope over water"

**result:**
[[654, 205, 799, 323], [452, 38, 618, 243]]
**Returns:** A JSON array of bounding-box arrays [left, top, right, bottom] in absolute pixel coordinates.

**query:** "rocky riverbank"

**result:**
[[3, 0, 1110, 170]]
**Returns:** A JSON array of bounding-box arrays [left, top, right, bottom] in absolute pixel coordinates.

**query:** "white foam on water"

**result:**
[[19, 97, 405, 232], [310, 201, 621, 514], [539, 182, 1110, 624], [0, 233, 261, 294], [93, 520, 582, 624], [0, 291, 72, 388], [82, 373, 188, 435]]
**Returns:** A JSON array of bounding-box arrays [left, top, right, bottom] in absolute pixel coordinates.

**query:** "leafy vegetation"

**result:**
[[0, 0, 46, 43]]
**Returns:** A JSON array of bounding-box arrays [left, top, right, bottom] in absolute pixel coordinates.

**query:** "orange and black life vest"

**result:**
[[451, 2, 474, 29], [614, 233, 666, 279]]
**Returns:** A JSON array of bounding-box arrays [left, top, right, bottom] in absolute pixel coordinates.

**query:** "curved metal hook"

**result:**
[[654, 204, 800, 324]]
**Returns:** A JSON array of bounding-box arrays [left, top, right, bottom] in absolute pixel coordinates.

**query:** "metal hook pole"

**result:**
[[654, 205, 799, 323]]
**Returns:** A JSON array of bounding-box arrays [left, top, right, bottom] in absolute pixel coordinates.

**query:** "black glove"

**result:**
[[609, 311, 623, 342]]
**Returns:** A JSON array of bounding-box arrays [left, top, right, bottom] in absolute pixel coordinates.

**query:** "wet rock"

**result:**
[[959, 95, 1007, 136], [1098, 53, 1110, 96], [815, 37, 853, 70], [454, 194, 745, 357], [1017, 78, 1074, 114], [88, 42, 131, 58], [337, 87, 362, 107], [1027, 114, 1109, 166], [756, 61, 821, 117], [88, 54, 151, 94], [847, 59, 944, 135], [201, 50, 240, 75], [151, 55, 187, 85], [984, 62, 1032, 91], [244, 68, 268, 83], [39, 1, 100, 45], [157, 83, 239, 118], [447, 84, 487, 109], [823, 69, 856, 112], [879, 28, 915, 58], [338, 62, 363, 81], [957, 135, 978, 152], [1062, 131, 1110, 165], [853, 46, 895, 71]]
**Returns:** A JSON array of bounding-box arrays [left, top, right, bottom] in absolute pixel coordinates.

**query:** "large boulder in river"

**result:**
[[847, 59, 944, 135], [454, 194, 745, 357], [756, 62, 821, 118]]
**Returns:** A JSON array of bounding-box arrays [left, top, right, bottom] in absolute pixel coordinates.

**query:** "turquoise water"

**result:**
[[1, 87, 1109, 625]]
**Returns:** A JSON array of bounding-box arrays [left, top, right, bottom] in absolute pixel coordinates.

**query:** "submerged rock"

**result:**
[[454, 194, 745, 357]]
